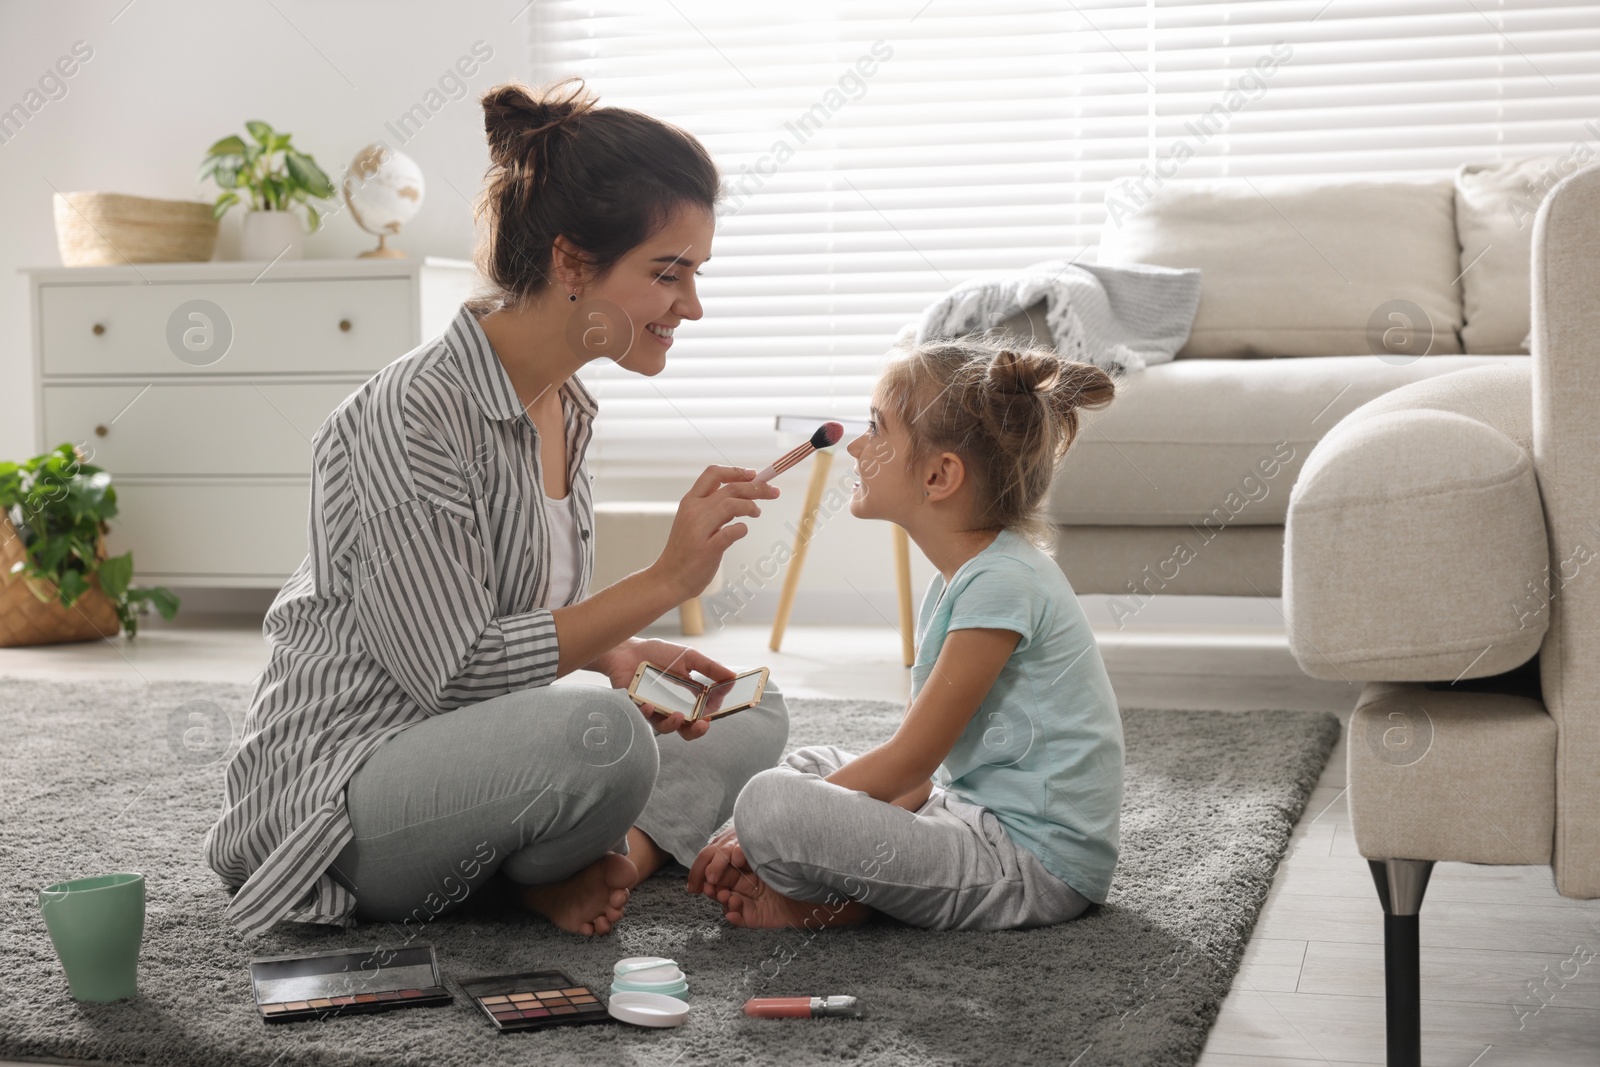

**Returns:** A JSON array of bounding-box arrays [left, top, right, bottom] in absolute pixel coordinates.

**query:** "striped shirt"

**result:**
[[203, 303, 597, 939]]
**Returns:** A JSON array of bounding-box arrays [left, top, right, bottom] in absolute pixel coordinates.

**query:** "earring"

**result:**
[[568, 292, 578, 303]]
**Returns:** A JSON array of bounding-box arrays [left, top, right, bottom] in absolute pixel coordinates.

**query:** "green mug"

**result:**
[[38, 872, 145, 1002]]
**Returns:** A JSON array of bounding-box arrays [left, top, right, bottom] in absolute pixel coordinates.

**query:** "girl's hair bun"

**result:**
[[876, 334, 1117, 547], [989, 347, 1062, 395]]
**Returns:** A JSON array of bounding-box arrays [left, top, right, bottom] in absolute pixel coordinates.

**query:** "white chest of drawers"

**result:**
[[23, 257, 480, 587]]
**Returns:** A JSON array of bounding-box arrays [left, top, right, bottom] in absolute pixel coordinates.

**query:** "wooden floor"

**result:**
[[3, 614, 1597, 1065]]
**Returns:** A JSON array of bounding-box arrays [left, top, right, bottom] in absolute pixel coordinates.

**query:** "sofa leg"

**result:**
[[1368, 858, 1434, 1067]]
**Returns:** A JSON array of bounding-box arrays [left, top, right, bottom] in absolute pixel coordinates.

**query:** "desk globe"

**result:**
[[343, 143, 424, 259]]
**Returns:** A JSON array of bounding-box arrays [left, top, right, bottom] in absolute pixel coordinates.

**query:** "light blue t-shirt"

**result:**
[[912, 528, 1125, 903]]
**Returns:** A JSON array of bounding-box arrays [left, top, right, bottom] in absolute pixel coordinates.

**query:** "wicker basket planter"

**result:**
[[0, 513, 121, 647], [52, 191, 219, 267]]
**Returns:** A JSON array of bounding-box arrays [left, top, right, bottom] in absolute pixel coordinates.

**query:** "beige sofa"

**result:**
[[1019, 159, 1574, 605], [1282, 163, 1599, 1065]]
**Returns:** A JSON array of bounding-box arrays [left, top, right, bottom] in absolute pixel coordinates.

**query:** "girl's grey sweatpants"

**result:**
[[733, 745, 1093, 931], [326, 680, 789, 924]]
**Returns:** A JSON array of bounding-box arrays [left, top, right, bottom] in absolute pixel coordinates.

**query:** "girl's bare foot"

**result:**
[[518, 852, 637, 935], [625, 826, 671, 882], [723, 871, 871, 930]]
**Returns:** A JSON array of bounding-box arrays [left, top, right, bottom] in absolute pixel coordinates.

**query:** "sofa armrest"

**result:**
[[1283, 388, 1547, 682]]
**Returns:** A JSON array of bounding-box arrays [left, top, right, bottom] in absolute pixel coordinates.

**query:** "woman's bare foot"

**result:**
[[518, 852, 637, 936], [723, 872, 872, 930], [625, 827, 670, 883]]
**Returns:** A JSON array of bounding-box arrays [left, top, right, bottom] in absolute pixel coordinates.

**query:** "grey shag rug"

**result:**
[[0, 678, 1337, 1067]]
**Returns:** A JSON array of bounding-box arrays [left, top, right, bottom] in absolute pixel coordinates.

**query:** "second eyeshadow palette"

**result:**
[[459, 968, 614, 1032]]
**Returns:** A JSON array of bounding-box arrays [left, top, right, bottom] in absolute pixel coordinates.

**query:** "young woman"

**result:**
[[205, 76, 788, 940], [687, 337, 1124, 931]]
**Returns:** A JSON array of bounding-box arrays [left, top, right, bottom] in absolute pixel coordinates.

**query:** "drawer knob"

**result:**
[[94, 424, 108, 437], [92, 323, 106, 336], [339, 319, 352, 332]]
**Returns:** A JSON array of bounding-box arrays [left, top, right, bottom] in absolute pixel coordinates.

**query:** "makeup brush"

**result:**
[[754, 422, 844, 483]]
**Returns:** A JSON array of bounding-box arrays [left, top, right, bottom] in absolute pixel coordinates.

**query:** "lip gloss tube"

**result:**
[[743, 995, 862, 1019]]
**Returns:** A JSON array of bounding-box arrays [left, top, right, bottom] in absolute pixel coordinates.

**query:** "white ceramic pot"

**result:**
[[239, 209, 305, 261]]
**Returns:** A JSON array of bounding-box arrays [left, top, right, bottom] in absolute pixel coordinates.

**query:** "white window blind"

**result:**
[[528, 0, 1600, 490]]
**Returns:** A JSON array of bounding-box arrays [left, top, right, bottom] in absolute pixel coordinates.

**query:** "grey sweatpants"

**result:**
[[733, 745, 1092, 931], [327, 680, 788, 923]]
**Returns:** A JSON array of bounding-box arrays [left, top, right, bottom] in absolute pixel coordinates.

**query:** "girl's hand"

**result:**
[[596, 637, 735, 741], [649, 466, 779, 602], [686, 827, 751, 900]]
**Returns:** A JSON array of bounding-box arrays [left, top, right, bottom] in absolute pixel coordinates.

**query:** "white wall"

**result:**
[[0, 2, 1280, 631], [0, 0, 529, 455]]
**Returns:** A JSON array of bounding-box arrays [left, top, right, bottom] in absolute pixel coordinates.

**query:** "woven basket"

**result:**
[[0, 513, 121, 647], [53, 191, 219, 267]]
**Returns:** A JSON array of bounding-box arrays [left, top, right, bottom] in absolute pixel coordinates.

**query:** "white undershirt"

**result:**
[[542, 488, 583, 606]]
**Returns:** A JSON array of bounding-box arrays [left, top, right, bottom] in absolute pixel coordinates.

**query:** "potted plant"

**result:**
[[0, 443, 179, 646], [199, 120, 336, 261]]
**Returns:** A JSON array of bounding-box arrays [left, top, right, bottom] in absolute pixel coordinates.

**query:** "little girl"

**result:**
[[686, 335, 1124, 931]]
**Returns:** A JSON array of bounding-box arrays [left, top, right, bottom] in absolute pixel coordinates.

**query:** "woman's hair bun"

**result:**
[[988, 347, 1062, 394], [468, 75, 721, 317], [481, 76, 598, 168]]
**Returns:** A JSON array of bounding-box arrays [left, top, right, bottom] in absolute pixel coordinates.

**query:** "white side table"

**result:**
[[768, 415, 915, 667]]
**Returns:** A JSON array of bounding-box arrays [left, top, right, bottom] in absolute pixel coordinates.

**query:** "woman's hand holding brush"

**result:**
[[554, 465, 775, 681], [646, 424, 842, 605], [558, 430, 838, 699], [649, 465, 780, 603]]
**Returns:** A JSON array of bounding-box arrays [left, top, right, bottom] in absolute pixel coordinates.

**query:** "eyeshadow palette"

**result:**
[[249, 943, 452, 1024], [459, 968, 614, 1032]]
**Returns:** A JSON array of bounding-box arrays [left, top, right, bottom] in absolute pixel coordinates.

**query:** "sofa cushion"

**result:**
[[1096, 175, 1464, 359], [1049, 524, 1287, 599], [1323, 355, 1534, 453], [1046, 353, 1526, 526], [1455, 156, 1589, 355]]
